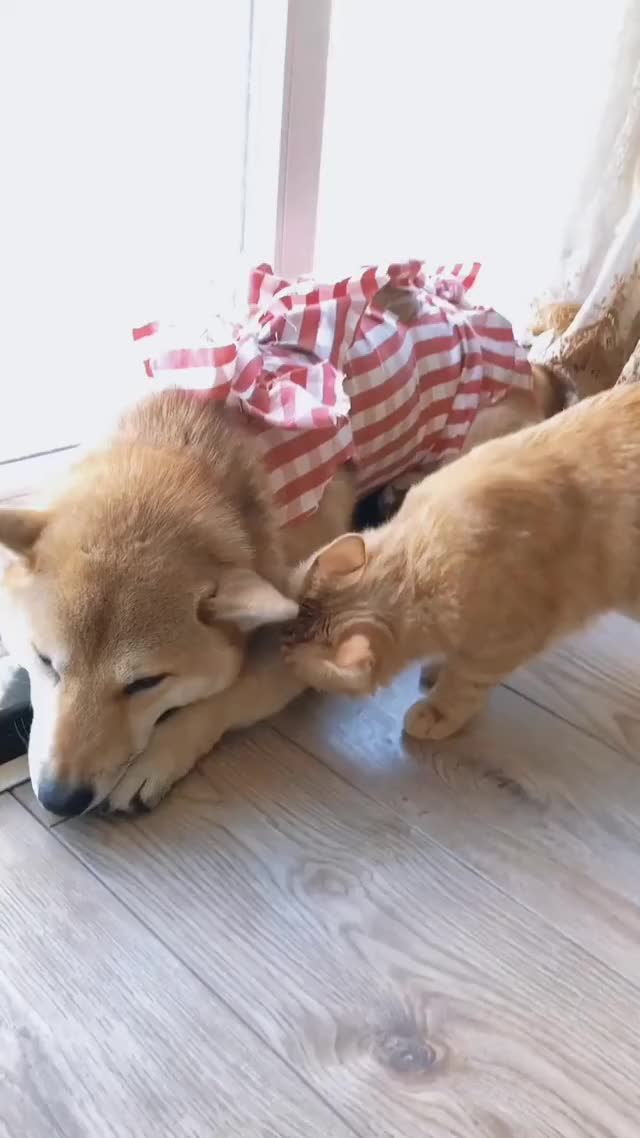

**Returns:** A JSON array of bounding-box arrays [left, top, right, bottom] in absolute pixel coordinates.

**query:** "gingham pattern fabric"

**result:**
[[133, 260, 532, 526]]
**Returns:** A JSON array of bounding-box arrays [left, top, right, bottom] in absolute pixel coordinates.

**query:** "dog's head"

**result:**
[[0, 491, 296, 816]]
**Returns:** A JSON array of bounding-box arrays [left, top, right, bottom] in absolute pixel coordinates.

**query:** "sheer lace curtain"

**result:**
[[529, 0, 640, 402]]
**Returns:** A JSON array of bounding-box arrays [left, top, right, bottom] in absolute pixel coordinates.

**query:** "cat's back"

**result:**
[[485, 382, 640, 531], [421, 382, 640, 513], [403, 382, 640, 616], [525, 381, 640, 479]]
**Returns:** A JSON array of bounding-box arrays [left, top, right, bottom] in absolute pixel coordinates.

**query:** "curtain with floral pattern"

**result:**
[[528, 0, 640, 402]]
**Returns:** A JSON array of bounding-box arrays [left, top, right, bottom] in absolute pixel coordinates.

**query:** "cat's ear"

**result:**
[[314, 533, 367, 585]]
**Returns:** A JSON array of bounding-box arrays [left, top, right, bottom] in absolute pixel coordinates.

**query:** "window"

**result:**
[[0, 0, 627, 463], [1, 0, 259, 460], [314, 0, 628, 333]]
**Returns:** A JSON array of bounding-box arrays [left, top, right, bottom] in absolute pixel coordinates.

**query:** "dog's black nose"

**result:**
[[37, 779, 94, 817]]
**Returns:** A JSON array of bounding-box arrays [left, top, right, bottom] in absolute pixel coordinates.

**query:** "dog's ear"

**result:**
[[314, 533, 367, 585], [0, 508, 49, 560], [198, 569, 298, 631], [288, 535, 367, 601]]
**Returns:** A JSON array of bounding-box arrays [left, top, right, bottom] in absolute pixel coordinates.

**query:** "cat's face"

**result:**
[[284, 534, 388, 695]]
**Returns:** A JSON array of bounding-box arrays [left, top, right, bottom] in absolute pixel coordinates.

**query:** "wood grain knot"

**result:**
[[373, 1030, 438, 1076], [303, 864, 351, 897], [481, 765, 542, 809]]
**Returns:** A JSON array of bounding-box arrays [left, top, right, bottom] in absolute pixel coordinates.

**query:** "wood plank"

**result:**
[[12, 777, 60, 827], [0, 795, 354, 1138], [507, 612, 640, 758], [0, 754, 28, 793], [276, 668, 640, 987], [59, 730, 640, 1138]]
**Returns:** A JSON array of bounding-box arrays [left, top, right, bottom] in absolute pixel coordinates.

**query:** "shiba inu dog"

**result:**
[[0, 390, 353, 815]]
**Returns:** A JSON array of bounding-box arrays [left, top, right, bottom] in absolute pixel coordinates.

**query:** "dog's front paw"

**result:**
[[403, 698, 465, 741], [98, 760, 176, 816]]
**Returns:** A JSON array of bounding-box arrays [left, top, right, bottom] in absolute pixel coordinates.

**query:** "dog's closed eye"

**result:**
[[155, 706, 180, 725], [123, 673, 168, 696], [34, 648, 59, 681]]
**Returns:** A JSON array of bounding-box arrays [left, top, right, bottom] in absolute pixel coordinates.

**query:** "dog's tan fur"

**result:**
[[0, 359, 541, 814], [285, 383, 640, 741]]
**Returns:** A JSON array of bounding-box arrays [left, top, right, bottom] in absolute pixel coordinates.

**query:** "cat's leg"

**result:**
[[403, 660, 500, 740]]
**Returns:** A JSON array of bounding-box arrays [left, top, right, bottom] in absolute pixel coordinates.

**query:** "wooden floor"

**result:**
[[3, 615, 640, 1137]]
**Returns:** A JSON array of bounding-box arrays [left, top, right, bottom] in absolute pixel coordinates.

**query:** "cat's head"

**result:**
[[283, 533, 394, 695]]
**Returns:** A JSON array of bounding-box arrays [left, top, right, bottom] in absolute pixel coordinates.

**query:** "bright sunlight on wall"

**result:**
[[1, 0, 630, 461], [315, 0, 628, 333], [1, 0, 251, 459]]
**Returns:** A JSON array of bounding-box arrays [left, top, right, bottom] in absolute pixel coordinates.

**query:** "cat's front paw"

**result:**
[[403, 698, 466, 741]]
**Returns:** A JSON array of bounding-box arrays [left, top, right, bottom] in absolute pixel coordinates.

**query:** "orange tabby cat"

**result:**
[[284, 383, 640, 740]]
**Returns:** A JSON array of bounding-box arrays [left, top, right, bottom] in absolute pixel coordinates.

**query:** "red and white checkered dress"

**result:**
[[134, 260, 531, 526]]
